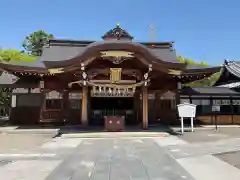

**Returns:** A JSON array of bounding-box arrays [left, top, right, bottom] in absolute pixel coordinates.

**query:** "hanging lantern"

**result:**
[[81, 63, 85, 70], [149, 64, 152, 71], [82, 72, 87, 79], [144, 73, 148, 80]]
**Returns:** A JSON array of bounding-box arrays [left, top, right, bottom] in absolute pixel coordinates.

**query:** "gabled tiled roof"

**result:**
[[224, 60, 240, 78], [214, 60, 240, 87], [37, 40, 183, 68]]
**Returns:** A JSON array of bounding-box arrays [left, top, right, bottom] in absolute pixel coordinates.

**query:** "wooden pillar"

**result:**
[[142, 86, 148, 129], [81, 86, 88, 126], [176, 82, 182, 105], [62, 91, 69, 123], [134, 90, 140, 125], [175, 82, 182, 125], [39, 91, 46, 122], [154, 91, 161, 122]]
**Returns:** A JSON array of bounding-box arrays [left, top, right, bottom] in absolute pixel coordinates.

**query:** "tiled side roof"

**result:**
[[217, 82, 240, 88], [181, 86, 239, 95], [37, 46, 86, 62]]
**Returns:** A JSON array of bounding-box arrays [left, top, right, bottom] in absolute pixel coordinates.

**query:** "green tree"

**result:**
[[22, 30, 53, 56], [178, 55, 185, 63], [185, 72, 220, 87], [177, 55, 209, 66], [199, 61, 208, 67], [0, 49, 36, 113], [0, 49, 36, 62], [177, 55, 221, 87]]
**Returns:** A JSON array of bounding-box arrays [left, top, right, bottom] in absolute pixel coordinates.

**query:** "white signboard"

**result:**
[[177, 103, 196, 118], [11, 95, 16, 108], [177, 103, 197, 134]]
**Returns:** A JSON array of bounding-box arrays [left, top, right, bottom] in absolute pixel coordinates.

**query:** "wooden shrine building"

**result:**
[[0, 25, 220, 128]]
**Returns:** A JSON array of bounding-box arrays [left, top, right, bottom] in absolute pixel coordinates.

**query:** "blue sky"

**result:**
[[1, 0, 240, 65]]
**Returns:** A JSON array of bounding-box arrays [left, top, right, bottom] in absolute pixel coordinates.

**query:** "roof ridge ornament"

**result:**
[[224, 59, 229, 65], [102, 24, 133, 40]]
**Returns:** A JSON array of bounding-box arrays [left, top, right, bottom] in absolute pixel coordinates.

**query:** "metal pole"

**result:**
[[191, 117, 194, 132], [181, 117, 184, 134], [215, 114, 218, 131]]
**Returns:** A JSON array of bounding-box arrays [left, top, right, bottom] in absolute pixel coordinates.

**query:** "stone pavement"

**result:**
[[1, 129, 240, 179], [45, 138, 194, 180]]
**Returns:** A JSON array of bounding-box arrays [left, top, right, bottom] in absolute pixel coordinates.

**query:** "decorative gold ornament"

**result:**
[[110, 68, 122, 83], [100, 51, 133, 58], [48, 68, 64, 74], [168, 69, 182, 75]]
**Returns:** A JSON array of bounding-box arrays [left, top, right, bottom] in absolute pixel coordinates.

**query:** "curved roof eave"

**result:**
[[181, 66, 221, 75], [0, 62, 47, 73], [42, 41, 184, 69]]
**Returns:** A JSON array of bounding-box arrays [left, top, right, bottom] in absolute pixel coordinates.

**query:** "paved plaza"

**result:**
[[0, 127, 240, 179]]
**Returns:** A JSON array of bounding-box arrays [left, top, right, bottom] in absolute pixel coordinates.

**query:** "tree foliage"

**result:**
[[22, 30, 53, 56], [0, 49, 36, 112], [178, 55, 208, 66], [0, 49, 36, 62], [177, 55, 220, 87]]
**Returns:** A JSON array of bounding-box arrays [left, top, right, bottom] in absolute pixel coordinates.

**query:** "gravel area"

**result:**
[[214, 151, 240, 170], [177, 129, 230, 143], [216, 127, 240, 137]]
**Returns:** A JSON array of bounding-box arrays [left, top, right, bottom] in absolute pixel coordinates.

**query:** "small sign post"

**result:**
[[212, 105, 220, 131], [177, 103, 197, 134]]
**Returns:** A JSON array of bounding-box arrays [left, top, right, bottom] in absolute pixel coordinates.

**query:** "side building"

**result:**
[[181, 60, 240, 125]]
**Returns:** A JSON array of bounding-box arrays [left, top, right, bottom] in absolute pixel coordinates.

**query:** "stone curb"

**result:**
[[0, 129, 59, 136], [61, 132, 170, 138]]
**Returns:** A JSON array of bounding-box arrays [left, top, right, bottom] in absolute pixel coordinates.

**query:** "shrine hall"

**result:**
[[0, 25, 222, 129]]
